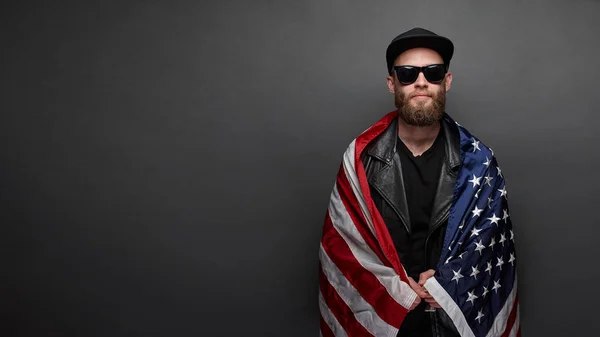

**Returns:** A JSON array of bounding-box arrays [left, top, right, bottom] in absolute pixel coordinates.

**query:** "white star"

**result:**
[[503, 209, 510, 222], [497, 166, 503, 177], [475, 309, 485, 323], [472, 206, 483, 218], [475, 240, 485, 255], [445, 256, 452, 264], [484, 174, 494, 187], [470, 227, 482, 237], [469, 174, 482, 188], [496, 256, 505, 271], [471, 138, 481, 152], [467, 290, 479, 305], [509, 253, 516, 266], [499, 233, 507, 246], [483, 156, 491, 167], [492, 279, 502, 293], [475, 189, 480, 198], [459, 220, 465, 230], [487, 196, 494, 209], [482, 286, 489, 298], [490, 148, 495, 156], [452, 268, 464, 283], [489, 237, 497, 249], [488, 213, 501, 226], [470, 266, 480, 279], [510, 229, 515, 242], [458, 251, 466, 259], [485, 262, 492, 275], [498, 187, 508, 199]]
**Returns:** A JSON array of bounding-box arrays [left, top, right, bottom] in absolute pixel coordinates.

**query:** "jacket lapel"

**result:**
[[366, 118, 412, 233]]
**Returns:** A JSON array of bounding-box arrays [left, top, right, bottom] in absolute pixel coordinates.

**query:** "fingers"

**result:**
[[418, 269, 436, 286], [407, 277, 428, 298], [408, 275, 441, 311]]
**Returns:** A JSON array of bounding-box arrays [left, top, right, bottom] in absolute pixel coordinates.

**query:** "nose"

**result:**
[[414, 71, 428, 88]]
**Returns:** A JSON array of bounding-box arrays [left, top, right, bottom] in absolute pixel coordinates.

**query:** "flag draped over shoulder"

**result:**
[[318, 111, 520, 337]]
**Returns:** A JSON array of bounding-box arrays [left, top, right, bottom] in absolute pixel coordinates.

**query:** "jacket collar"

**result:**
[[366, 113, 461, 169]]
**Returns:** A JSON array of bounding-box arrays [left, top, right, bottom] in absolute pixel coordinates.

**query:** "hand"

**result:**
[[407, 276, 425, 310], [418, 269, 441, 309]]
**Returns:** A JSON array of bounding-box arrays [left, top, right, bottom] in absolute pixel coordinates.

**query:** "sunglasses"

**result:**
[[392, 64, 447, 85]]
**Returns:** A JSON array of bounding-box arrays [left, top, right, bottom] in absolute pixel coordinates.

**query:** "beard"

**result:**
[[394, 84, 446, 126]]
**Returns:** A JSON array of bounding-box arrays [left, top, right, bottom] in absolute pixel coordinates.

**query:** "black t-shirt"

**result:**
[[396, 128, 445, 337], [397, 129, 445, 280]]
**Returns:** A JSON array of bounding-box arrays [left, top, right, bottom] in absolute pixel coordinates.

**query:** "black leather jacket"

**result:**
[[360, 114, 461, 337]]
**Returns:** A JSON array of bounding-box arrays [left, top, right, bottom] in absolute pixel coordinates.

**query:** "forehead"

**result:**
[[395, 48, 444, 66]]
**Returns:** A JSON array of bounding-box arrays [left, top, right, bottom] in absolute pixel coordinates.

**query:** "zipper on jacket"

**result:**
[[424, 211, 450, 269]]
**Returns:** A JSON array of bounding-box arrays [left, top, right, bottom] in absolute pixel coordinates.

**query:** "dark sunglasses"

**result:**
[[392, 64, 447, 85]]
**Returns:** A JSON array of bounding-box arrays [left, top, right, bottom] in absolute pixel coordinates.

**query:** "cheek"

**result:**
[[396, 86, 410, 97]]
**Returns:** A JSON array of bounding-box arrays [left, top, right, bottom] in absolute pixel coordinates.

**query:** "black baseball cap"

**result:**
[[386, 27, 454, 75]]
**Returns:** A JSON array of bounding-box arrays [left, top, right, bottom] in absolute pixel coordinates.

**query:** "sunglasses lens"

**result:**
[[423, 65, 446, 83], [396, 67, 419, 84]]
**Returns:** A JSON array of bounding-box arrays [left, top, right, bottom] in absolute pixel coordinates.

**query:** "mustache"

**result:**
[[409, 92, 432, 99]]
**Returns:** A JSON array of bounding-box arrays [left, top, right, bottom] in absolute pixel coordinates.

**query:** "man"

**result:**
[[318, 28, 520, 337]]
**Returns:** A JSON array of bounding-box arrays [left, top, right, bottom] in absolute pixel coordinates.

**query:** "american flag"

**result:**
[[319, 111, 520, 337]]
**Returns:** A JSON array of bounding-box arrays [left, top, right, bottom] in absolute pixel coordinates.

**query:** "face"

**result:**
[[386, 48, 453, 126]]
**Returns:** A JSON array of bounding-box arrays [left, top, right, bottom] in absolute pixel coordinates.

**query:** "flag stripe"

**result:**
[[486, 278, 518, 337], [319, 264, 374, 337], [326, 186, 417, 312], [320, 312, 335, 337], [507, 305, 520, 337], [424, 276, 475, 337], [319, 231, 406, 336], [335, 163, 391, 268], [318, 286, 349, 337], [500, 295, 519, 337]]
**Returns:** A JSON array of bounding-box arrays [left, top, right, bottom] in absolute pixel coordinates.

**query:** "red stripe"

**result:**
[[321, 210, 408, 327], [320, 316, 335, 337], [319, 266, 373, 337], [335, 164, 391, 269], [501, 294, 519, 337]]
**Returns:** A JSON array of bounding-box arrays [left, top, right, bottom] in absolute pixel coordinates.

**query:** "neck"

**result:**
[[397, 116, 441, 156]]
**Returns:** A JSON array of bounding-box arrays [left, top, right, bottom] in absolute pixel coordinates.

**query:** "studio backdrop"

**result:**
[[1, 1, 599, 336]]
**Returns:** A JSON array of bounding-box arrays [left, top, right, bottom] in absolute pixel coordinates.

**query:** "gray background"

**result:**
[[1, 0, 598, 336]]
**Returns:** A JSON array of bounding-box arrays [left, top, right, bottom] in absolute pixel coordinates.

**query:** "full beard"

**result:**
[[395, 86, 446, 126]]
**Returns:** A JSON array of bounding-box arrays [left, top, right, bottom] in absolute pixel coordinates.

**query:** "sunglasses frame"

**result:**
[[392, 64, 447, 85]]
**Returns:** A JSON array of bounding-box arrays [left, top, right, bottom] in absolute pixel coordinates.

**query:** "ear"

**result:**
[[386, 75, 395, 94], [444, 71, 453, 92]]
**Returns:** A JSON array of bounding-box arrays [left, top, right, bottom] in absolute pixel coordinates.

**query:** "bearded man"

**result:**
[[318, 28, 521, 337]]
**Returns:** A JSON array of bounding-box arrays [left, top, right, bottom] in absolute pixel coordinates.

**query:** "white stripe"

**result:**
[[328, 184, 417, 309], [507, 305, 519, 337], [320, 245, 398, 337], [485, 277, 518, 337], [423, 277, 518, 337], [424, 277, 475, 337], [341, 140, 376, 235], [319, 290, 347, 337]]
